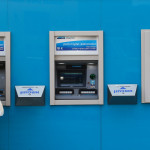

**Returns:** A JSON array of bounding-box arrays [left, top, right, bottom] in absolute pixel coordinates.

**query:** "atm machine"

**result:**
[[0, 32, 11, 108], [49, 31, 103, 105]]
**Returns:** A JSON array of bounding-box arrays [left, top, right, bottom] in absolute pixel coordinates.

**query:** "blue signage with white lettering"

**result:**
[[0, 41, 4, 51], [56, 40, 97, 51]]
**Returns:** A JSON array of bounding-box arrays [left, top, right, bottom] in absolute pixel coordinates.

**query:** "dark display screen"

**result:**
[[57, 70, 86, 87]]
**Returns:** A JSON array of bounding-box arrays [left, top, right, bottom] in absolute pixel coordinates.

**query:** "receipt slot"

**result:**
[[0, 32, 10, 106], [49, 31, 104, 105], [108, 84, 137, 104]]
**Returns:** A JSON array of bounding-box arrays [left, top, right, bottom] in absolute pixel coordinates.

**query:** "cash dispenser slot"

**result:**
[[79, 89, 97, 95], [56, 89, 74, 95]]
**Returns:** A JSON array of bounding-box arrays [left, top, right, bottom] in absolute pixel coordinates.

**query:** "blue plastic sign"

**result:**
[[15, 86, 45, 97], [0, 41, 4, 51], [108, 84, 137, 96]]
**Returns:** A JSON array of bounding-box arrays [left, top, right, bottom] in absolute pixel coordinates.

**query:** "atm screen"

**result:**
[[55, 60, 98, 100], [57, 70, 86, 87]]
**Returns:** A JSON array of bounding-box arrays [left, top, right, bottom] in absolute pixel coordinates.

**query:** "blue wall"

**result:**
[[0, 0, 150, 150]]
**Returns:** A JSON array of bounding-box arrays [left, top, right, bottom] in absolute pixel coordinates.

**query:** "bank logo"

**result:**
[[57, 36, 74, 39], [20, 88, 39, 95], [120, 87, 126, 89], [114, 86, 132, 93], [57, 36, 65, 39]]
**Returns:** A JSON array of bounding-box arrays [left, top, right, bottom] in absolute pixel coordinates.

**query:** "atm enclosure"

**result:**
[[49, 31, 103, 105], [141, 30, 150, 103], [0, 32, 10, 106]]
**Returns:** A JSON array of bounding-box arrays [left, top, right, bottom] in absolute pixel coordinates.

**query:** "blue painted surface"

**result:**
[[0, 0, 149, 150]]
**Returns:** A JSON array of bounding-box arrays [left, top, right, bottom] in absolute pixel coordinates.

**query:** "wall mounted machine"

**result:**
[[0, 32, 10, 106], [49, 31, 103, 105]]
